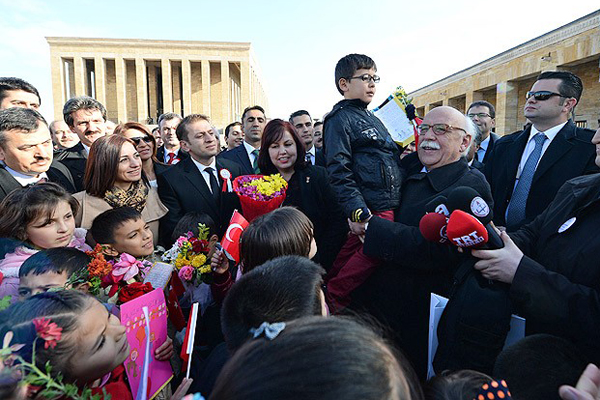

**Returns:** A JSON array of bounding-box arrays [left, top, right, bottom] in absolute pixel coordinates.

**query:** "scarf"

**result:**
[[104, 180, 149, 213]]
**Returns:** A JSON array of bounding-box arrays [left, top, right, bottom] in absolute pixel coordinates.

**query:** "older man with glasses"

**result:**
[[483, 70, 599, 231], [351, 105, 494, 379]]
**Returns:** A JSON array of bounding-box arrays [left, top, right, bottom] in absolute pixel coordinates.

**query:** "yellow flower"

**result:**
[[175, 256, 190, 269], [191, 254, 207, 268], [198, 265, 212, 274]]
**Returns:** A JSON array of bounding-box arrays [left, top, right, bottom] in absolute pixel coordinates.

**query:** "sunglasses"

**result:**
[[130, 136, 153, 146], [525, 91, 566, 101]]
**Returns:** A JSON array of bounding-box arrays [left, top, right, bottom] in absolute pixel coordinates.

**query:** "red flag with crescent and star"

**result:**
[[221, 210, 249, 263]]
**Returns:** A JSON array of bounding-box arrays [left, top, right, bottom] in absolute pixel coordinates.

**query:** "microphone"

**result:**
[[446, 186, 503, 249], [446, 210, 488, 248], [419, 212, 448, 244], [425, 195, 449, 216]]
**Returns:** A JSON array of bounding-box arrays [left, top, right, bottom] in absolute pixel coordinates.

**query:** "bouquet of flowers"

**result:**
[[67, 245, 154, 304], [233, 174, 288, 221], [162, 223, 213, 285]]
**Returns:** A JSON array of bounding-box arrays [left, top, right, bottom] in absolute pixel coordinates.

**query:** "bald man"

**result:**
[[354, 106, 494, 379]]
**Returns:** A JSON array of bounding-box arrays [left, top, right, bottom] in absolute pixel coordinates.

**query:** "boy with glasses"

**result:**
[[323, 53, 404, 312]]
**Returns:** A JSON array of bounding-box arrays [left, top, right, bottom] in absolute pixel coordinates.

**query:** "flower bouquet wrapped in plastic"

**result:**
[[232, 174, 288, 221], [162, 223, 213, 286]]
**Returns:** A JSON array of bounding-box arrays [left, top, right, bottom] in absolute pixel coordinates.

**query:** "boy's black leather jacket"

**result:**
[[323, 99, 403, 219]]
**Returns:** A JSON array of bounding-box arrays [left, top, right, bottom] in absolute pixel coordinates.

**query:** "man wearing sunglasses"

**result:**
[[484, 71, 598, 231]]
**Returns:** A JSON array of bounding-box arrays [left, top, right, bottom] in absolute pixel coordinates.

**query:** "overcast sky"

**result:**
[[0, 0, 598, 124]]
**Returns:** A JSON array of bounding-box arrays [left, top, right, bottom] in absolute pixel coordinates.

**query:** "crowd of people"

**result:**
[[0, 51, 599, 400]]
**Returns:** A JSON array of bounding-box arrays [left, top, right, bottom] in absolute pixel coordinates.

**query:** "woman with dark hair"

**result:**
[[73, 135, 167, 245], [257, 119, 347, 270], [114, 122, 170, 188]]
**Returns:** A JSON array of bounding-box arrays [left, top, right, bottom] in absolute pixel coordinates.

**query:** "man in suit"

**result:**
[[467, 100, 499, 164], [49, 120, 79, 150], [218, 105, 266, 175], [467, 123, 485, 172], [313, 121, 323, 149], [156, 112, 188, 164], [0, 77, 40, 111], [484, 71, 598, 230], [54, 96, 108, 191], [158, 114, 243, 242], [224, 121, 244, 151], [0, 108, 75, 200], [289, 110, 326, 167]]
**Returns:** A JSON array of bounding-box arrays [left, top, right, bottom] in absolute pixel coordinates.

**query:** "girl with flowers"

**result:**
[[0, 290, 175, 399], [0, 183, 91, 303], [257, 119, 347, 270]]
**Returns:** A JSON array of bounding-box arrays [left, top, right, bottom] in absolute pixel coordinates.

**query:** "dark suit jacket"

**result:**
[[54, 142, 87, 192], [283, 165, 347, 270], [481, 132, 500, 164], [157, 157, 243, 243], [0, 161, 76, 201], [315, 148, 326, 168], [156, 146, 189, 164], [218, 143, 254, 175], [484, 120, 599, 229], [470, 158, 485, 172]]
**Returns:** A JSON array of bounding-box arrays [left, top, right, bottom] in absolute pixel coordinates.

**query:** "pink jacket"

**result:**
[[0, 228, 91, 302]]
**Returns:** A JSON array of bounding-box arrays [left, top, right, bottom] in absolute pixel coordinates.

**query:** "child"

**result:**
[[0, 183, 91, 302], [210, 207, 317, 303], [210, 316, 422, 400], [0, 290, 175, 399], [90, 206, 155, 258], [18, 247, 91, 300], [323, 53, 404, 312]]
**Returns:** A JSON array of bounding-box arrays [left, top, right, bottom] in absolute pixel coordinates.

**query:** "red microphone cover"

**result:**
[[446, 210, 489, 248], [419, 212, 448, 243]]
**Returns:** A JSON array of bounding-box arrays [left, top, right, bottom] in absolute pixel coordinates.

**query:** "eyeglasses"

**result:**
[[525, 91, 566, 101], [417, 124, 467, 136], [348, 74, 380, 83], [130, 136, 153, 146], [467, 113, 491, 119]]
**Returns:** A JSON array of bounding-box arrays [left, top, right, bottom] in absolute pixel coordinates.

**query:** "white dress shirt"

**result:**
[[191, 157, 218, 193], [5, 166, 48, 186], [243, 141, 260, 166], [515, 121, 567, 179], [306, 145, 316, 165]]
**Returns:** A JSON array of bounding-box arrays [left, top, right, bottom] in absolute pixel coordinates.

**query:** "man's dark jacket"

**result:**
[[217, 144, 254, 176], [0, 161, 76, 201], [323, 99, 403, 217], [157, 157, 243, 243], [509, 173, 600, 365], [356, 154, 493, 379], [484, 120, 598, 229], [54, 142, 87, 192]]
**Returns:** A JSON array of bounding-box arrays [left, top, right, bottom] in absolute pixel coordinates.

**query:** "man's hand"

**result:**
[[471, 231, 523, 284], [348, 215, 371, 236], [559, 364, 600, 400]]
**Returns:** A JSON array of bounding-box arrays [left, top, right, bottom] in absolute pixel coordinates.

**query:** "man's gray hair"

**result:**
[[157, 112, 182, 128], [462, 114, 477, 157], [0, 107, 47, 148], [63, 96, 107, 127]]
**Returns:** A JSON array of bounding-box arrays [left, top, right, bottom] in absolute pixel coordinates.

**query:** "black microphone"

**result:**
[[446, 186, 503, 249], [425, 195, 449, 216]]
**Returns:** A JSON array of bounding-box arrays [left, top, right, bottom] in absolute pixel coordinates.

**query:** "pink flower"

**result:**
[[111, 253, 141, 282], [32, 318, 62, 349], [178, 266, 194, 282]]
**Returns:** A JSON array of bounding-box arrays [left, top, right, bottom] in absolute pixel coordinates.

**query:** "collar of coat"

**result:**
[[406, 157, 470, 193]]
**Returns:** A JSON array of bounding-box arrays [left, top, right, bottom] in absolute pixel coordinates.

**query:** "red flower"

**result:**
[[118, 282, 154, 304], [101, 272, 122, 297], [32, 318, 62, 349]]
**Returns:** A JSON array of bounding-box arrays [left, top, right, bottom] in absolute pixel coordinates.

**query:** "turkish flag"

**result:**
[[221, 210, 249, 263]]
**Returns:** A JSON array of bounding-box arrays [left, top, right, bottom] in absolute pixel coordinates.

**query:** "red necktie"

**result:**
[[167, 153, 176, 164]]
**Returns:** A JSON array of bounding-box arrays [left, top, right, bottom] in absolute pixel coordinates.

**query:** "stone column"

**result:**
[[94, 56, 106, 106], [135, 58, 148, 123], [147, 65, 157, 121], [73, 57, 86, 96], [201, 60, 211, 115], [181, 59, 192, 117], [161, 59, 173, 113], [115, 57, 127, 122], [465, 91, 483, 109], [50, 55, 64, 121], [240, 61, 251, 109], [495, 81, 519, 136], [221, 61, 230, 123]]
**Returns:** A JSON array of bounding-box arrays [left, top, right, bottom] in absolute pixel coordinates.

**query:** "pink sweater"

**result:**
[[0, 228, 91, 302]]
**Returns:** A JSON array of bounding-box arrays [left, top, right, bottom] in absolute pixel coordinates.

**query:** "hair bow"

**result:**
[[250, 322, 286, 340]]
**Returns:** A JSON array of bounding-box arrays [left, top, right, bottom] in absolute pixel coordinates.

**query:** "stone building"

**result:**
[[46, 37, 269, 128], [409, 10, 600, 135]]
